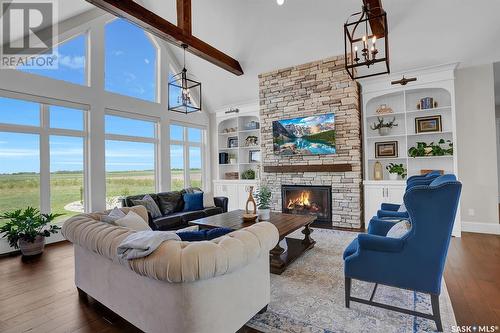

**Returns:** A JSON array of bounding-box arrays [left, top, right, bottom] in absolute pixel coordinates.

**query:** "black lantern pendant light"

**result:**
[[344, 4, 389, 80], [168, 44, 202, 114]]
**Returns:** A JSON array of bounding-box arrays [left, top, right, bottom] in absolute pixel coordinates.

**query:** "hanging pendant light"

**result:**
[[168, 44, 202, 114], [344, 3, 389, 80]]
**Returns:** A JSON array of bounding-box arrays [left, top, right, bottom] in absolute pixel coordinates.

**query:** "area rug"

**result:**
[[247, 228, 456, 333]]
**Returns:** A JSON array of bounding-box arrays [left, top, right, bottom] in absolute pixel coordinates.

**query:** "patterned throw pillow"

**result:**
[[100, 207, 126, 224], [397, 203, 407, 213], [131, 194, 162, 218], [386, 220, 411, 238], [203, 192, 215, 208]]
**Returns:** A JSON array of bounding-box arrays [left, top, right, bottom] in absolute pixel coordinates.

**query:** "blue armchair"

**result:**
[[344, 174, 461, 331], [376, 171, 442, 219]]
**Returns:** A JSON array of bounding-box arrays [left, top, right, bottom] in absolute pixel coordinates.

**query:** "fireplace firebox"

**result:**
[[281, 185, 332, 224]]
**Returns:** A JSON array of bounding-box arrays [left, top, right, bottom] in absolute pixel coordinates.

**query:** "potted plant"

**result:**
[[0, 207, 62, 256], [408, 139, 453, 157], [370, 117, 398, 136], [256, 186, 272, 221], [241, 169, 256, 180], [386, 163, 407, 180]]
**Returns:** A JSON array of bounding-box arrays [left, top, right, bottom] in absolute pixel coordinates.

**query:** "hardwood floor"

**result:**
[[0, 232, 498, 333]]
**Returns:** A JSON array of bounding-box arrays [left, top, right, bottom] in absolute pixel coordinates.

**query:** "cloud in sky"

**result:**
[[55, 51, 85, 70], [144, 58, 150, 64], [112, 50, 124, 56], [0, 148, 38, 157]]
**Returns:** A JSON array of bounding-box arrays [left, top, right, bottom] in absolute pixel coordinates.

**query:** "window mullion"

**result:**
[[184, 127, 189, 187], [39, 104, 50, 214]]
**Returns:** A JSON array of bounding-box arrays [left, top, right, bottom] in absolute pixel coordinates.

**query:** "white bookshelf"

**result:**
[[360, 63, 460, 236], [364, 87, 456, 181], [217, 114, 261, 180]]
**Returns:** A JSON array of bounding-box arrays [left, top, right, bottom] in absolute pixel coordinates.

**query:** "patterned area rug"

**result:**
[[247, 228, 456, 333]]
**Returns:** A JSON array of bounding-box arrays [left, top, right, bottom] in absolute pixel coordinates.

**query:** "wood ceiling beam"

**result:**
[[363, 0, 386, 38], [86, 0, 244, 75], [177, 0, 191, 36]]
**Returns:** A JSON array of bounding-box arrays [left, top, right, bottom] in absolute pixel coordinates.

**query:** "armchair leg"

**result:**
[[345, 277, 351, 308], [431, 294, 443, 332]]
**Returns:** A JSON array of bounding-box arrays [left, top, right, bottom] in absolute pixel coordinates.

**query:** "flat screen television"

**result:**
[[272, 113, 336, 156]]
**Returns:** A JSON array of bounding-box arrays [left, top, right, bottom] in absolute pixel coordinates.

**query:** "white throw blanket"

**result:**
[[117, 231, 181, 260]]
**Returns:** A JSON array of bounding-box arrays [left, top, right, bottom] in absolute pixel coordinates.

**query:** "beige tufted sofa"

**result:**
[[62, 206, 279, 333]]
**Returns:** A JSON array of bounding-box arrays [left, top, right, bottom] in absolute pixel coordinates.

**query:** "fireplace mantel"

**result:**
[[263, 164, 352, 173]]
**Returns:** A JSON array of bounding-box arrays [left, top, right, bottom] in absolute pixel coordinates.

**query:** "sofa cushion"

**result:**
[[179, 210, 205, 222], [183, 193, 204, 212], [153, 214, 184, 230], [131, 194, 162, 218], [204, 207, 223, 217], [157, 191, 184, 215], [203, 192, 215, 208]]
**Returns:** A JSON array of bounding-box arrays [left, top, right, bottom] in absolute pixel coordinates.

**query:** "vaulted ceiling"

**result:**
[[68, 0, 500, 110]]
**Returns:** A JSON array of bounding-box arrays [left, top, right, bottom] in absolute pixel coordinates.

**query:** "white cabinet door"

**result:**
[[364, 183, 406, 226], [214, 183, 239, 211], [387, 185, 405, 206], [364, 185, 385, 226]]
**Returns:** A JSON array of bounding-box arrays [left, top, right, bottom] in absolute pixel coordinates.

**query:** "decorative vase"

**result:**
[[19, 235, 45, 256], [378, 127, 390, 136], [388, 173, 398, 181], [229, 158, 237, 164], [258, 208, 271, 221], [374, 161, 383, 180]]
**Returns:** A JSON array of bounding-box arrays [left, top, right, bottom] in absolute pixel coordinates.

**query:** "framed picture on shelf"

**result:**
[[415, 115, 442, 133], [249, 150, 261, 163], [375, 141, 398, 158], [227, 137, 238, 148]]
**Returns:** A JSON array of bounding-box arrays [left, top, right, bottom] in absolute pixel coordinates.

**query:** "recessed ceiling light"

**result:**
[[277, 0, 285, 6]]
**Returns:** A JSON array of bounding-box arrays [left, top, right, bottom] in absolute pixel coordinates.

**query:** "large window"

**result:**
[[170, 124, 204, 191], [105, 113, 158, 207], [105, 19, 157, 102], [0, 97, 87, 224], [19, 34, 87, 86]]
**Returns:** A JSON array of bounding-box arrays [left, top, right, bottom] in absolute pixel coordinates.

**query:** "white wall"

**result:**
[[455, 64, 500, 234]]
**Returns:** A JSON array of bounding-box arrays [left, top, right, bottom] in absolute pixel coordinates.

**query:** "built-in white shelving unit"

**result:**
[[217, 114, 261, 180], [360, 63, 460, 236], [213, 104, 261, 212]]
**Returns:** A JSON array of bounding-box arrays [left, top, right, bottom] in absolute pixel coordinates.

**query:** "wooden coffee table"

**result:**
[[189, 210, 316, 274]]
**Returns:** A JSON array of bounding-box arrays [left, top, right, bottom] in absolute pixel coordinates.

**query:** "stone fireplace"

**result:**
[[259, 55, 363, 229], [282, 185, 332, 224]]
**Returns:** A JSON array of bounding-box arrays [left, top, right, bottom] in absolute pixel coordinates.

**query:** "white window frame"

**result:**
[[0, 93, 89, 217], [104, 109, 160, 196], [169, 122, 206, 190]]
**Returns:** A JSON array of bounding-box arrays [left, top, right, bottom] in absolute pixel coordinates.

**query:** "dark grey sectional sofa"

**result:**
[[121, 190, 228, 231]]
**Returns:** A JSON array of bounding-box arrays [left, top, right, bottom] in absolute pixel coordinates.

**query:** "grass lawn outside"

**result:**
[[0, 169, 201, 226]]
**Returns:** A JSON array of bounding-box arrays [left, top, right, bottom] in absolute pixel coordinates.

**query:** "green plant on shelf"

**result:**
[[386, 163, 407, 179], [408, 139, 453, 157], [241, 169, 255, 180], [370, 117, 398, 130]]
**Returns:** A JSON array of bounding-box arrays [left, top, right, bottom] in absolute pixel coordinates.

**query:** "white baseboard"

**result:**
[[461, 221, 500, 235], [0, 232, 66, 255]]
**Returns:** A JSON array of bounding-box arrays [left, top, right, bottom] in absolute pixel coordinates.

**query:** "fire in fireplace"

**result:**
[[282, 185, 332, 223]]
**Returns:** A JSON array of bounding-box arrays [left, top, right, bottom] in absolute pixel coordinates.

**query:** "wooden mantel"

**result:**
[[263, 164, 352, 173]]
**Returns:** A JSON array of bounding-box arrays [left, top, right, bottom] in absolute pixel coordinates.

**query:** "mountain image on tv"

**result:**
[[273, 113, 336, 155]]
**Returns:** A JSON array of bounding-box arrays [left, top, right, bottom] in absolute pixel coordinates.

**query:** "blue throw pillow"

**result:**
[[177, 228, 233, 242], [177, 230, 207, 241], [183, 193, 204, 212], [207, 228, 232, 240]]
